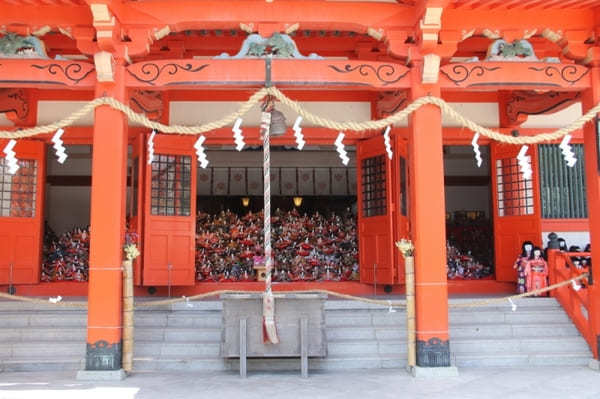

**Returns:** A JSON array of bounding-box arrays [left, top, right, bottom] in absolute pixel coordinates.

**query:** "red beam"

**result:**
[[120, 0, 416, 33]]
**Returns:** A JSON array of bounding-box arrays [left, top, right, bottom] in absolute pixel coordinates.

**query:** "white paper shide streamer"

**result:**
[[3, 139, 19, 175], [51, 128, 67, 164], [471, 132, 482, 167], [194, 135, 209, 168], [559, 134, 577, 167], [335, 132, 349, 166], [147, 130, 156, 165], [293, 116, 305, 150], [517, 145, 532, 180], [383, 126, 393, 160], [232, 118, 245, 151]]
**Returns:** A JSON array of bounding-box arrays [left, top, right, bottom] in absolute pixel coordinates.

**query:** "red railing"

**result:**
[[547, 249, 596, 357]]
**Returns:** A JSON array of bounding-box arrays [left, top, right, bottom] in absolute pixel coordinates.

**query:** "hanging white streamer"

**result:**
[[49, 295, 62, 304], [335, 132, 349, 166], [147, 130, 156, 165], [383, 126, 393, 160], [51, 128, 67, 164], [517, 145, 532, 180], [182, 295, 194, 308], [293, 116, 305, 150], [3, 139, 19, 175], [508, 297, 517, 312], [471, 132, 482, 167], [194, 135, 209, 168], [232, 117, 245, 151], [387, 300, 397, 313], [559, 134, 577, 167]]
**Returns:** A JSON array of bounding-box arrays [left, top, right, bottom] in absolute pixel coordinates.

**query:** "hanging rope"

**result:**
[[0, 86, 598, 144]]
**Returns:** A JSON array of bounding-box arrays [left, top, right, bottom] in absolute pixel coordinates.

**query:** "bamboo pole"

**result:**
[[122, 259, 134, 373], [405, 255, 416, 369]]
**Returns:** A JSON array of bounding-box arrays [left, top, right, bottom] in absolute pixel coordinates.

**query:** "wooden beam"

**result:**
[[120, 0, 417, 34]]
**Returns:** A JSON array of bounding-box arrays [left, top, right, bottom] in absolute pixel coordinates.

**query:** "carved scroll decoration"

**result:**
[[31, 63, 95, 84], [528, 65, 590, 85], [127, 63, 209, 85], [328, 64, 410, 86], [440, 65, 501, 86]]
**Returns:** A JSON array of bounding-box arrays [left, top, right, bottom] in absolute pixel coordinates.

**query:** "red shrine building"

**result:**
[[0, 0, 599, 373]]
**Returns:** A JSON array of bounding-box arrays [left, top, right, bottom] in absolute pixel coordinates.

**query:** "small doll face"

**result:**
[[524, 244, 533, 253], [533, 249, 542, 259]]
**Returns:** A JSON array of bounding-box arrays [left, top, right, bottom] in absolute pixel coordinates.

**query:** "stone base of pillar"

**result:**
[[416, 338, 451, 367], [589, 359, 600, 371], [409, 365, 459, 378], [76, 369, 127, 381]]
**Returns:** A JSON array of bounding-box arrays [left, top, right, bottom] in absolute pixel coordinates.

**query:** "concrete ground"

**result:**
[[0, 367, 599, 399]]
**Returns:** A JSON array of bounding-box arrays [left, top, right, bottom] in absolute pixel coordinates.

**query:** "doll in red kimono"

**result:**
[[513, 241, 534, 294], [524, 247, 548, 296]]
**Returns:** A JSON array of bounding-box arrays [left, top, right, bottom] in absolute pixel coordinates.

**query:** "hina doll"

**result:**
[[524, 247, 548, 296], [513, 241, 534, 293]]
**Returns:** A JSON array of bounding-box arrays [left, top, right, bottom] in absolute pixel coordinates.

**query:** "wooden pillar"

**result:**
[[582, 65, 600, 360], [408, 67, 451, 367], [84, 62, 128, 371]]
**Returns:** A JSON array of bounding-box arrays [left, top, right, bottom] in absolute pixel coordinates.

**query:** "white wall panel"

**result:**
[[170, 101, 371, 127]]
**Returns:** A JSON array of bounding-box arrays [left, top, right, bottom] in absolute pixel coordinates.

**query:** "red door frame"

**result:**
[[129, 133, 146, 285], [491, 142, 543, 282], [0, 139, 46, 285], [143, 134, 197, 286], [392, 133, 409, 284], [357, 135, 395, 285]]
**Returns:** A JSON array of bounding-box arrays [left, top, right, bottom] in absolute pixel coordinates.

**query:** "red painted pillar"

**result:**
[[84, 62, 128, 371], [582, 66, 600, 360], [408, 67, 450, 367]]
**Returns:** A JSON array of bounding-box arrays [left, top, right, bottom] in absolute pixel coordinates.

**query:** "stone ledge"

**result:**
[[76, 369, 127, 381], [409, 365, 459, 378]]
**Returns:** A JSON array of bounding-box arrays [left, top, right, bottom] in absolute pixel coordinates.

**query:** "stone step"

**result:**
[[0, 327, 86, 342], [450, 323, 579, 339], [326, 326, 407, 341], [134, 313, 222, 328], [135, 327, 222, 342], [0, 357, 84, 372], [0, 300, 87, 312], [134, 341, 221, 357], [450, 310, 571, 325], [132, 357, 227, 372], [327, 340, 407, 357], [452, 337, 590, 354], [325, 311, 406, 327], [453, 352, 592, 367], [0, 342, 85, 359], [0, 312, 87, 327]]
